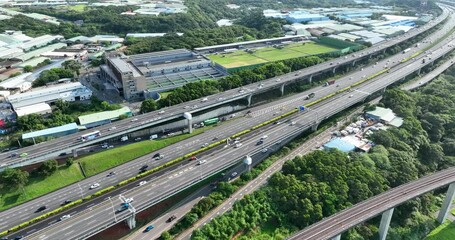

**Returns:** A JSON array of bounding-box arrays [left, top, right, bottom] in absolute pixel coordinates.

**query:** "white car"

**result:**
[[109, 127, 117, 131], [231, 172, 238, 177], [198, 160, 207, 165], [131, 118, 138, 122], [201, 97, 208, 102], [235, 143, 242, 148], [349, 95, 354, 98], [90, 183, 100, 189], [138, 181, 147, 186], [125, 198, 134, 203], [60, 215, 71, 221], [262, 148, 268, 153], [261, 135, 268, 140], [183, 106, 190, 109], [158, 110, 165, 114]]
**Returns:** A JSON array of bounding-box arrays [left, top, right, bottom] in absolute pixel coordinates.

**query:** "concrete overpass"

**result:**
[[0, 6, 450, 170], [287, 167, 455, 240]]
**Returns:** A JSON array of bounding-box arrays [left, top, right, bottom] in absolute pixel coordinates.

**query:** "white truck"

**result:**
[[402, 48, 411, 54]]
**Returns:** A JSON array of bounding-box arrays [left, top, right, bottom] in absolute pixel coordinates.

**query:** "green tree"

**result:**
[[140, 99, 157, 113], [23, 65, 33, 73], [0, 168, 29, 189], [37, 160, 58, 177], [66, 157, 74, 167]]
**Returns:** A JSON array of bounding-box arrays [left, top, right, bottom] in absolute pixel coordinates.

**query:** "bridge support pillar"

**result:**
[[126, 214, 136, 229], [332, 67, 337, 74], [378, 208, 394, 240], [437, 182, 455, 223], [280, 84, 285, 96], [331, 234, 341, 240], [187, 119, 193, 134], [311, 123, 319, 131], [308, 74, 313, 83], [417, 68, 421, 75], [72, 149, 78, 158], [352, 60, 356, 66], [247, 94, 253, 107]]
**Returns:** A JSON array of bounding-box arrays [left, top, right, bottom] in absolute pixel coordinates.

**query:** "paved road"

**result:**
[[3, 6, 455, 237], [0, 6, 449, 169], [175, 101, 371, 240], [124, 186, 210, 240], [402, 56, 455, 90], [288, 167, 455, 240], [21, 28, 455, 238]]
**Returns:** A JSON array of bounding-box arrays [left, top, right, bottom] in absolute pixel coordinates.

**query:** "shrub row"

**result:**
[[1, 64, 393, 237], [401, 51, 423, 63]]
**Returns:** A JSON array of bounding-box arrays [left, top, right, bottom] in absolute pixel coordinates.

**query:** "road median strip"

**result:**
[[0, 45, 396, 237]]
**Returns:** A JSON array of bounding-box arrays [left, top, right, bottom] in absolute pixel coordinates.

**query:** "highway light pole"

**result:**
[[77, 183, 84, 199], [108, 197, 117, 222]]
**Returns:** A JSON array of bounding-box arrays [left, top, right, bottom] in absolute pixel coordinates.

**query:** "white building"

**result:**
[[7, 82, 92, 110], [15, 103, 52, 117]]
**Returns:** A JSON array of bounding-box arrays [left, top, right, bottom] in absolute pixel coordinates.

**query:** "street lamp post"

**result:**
[[108, 197, 118, 222]]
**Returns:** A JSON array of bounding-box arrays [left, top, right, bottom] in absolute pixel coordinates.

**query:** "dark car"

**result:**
[[256, 140, 264, 146], [107, 171, 116, 177], [61, 200, 72, 206], [14, 236, 23, 240], [35, 205, 47, 213], [144, 225, 154, 232], [140, 165, 148, 170], [59, 152, 67, 156], [166, 215, 177, 223]]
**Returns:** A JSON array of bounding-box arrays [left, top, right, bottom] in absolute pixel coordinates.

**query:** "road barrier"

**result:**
[[0, 36, 420, 237]]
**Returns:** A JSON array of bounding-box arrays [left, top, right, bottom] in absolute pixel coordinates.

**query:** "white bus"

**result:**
[[81, 131, 101, 142]]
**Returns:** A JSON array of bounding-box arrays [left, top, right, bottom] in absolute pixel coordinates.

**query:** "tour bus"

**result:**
[[81, 131, 101, 142]]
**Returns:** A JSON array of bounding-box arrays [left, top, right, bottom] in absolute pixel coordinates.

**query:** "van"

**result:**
[[261, 135, 268, 140]]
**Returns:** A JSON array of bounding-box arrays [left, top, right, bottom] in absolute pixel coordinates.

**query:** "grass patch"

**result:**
[[451, 208, 455, 216], [66, 5, 87, 11], [0, 164, 84, 211], [80, 127, 207, 176], [158, 91, 173, 100], [426, 221, 455, 240], [208, 42, 338, 69]]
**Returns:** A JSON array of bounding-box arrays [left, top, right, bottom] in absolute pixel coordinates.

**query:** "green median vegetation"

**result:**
[[80, 127, 206, 177], [0, 164, 84, 211]]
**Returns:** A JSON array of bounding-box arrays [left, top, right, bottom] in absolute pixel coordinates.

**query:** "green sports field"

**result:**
[[208, 42, 339, 69]]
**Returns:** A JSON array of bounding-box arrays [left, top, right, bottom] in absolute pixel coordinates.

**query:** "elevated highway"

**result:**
[[15, 11, 455, 239], [2, 7, 455, 235], [0, 7, 450, 170], [288, 167, 455, 240]]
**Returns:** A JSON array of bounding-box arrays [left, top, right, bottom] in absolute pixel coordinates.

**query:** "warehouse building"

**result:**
[[285, 11, 329, 23], [7, 82, 92, 110], [78, 106, 132, 128], [22, 123, 78, 141], [100, 49, 226, 99], [15, 103, 52, 117], [323, 138, 356, 152], [194, 35, 307, 54], [365, 107, 403, 127]]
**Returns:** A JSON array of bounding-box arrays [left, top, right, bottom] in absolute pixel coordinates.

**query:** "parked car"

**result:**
[[231, 172, 238, 177]]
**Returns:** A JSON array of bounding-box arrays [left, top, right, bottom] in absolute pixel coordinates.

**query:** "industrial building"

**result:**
[[100, 49, 226, 99], [194, 35, 308, 54], [78, 106, 132, 128], [15, 103, 52, 117], [365, 107, 403, 127], [22, 123, 78, 141], [285, 11, 329, 23], [323, 138, 356, 152], [7, 82, 92, 112]]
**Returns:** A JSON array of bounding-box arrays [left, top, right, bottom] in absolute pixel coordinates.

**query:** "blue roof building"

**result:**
[[286, 11, 329, 23], [22, 123, 78, 140], [323, 138, 356, 152]]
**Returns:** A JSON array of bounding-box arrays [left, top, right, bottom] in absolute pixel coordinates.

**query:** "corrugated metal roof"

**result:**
[[15, 102, 51, 117], [324, 138, 356, 152], [22, 122, 78, 139], [13, 43, 66, 62], [78, 107, 131, 126], [14, 56, 50, 68]]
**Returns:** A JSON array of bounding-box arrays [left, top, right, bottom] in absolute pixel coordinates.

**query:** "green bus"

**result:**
[[203, 118, 219, 126]]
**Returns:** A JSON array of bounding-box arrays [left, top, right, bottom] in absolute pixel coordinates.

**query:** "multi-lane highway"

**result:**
[[18, 16, 455, 238], [0, 7, 450, 169], [3, 9, 455, 235], [2, 5, 455, 237], [288, 167, 455, 240]]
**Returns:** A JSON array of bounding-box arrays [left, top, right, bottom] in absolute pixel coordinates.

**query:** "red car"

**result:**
[[189, 156, 197, 161]]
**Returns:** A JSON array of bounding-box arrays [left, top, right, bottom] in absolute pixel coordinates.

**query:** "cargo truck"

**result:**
[[402, 48, 411, 54]]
